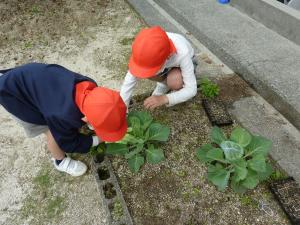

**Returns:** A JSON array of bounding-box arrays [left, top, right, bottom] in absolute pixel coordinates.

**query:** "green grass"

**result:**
[[269, 169, 288, 181], [33, 169, 50, 188], [112, 199, 123, 220], [24, 42, 33, 49], [47, 197, 65, 218], [20, 167, 66, 223], [240, 195, 258, 208]]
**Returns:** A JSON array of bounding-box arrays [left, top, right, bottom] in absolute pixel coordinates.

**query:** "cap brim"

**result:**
[[94, 119, 128, 142], [128, 55, 162, 78]]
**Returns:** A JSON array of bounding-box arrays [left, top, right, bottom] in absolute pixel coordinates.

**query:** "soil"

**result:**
[[215, 75, 254, 104], [110, 93, 290, 225], [103, 183, 117, 199], [98, 167, 111, 180]]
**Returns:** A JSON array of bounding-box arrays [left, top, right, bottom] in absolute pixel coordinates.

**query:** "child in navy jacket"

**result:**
[[0, 63, 127, 176]]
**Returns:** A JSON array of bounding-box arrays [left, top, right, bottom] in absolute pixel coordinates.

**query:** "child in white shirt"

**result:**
[[120, 26, 197, 110]]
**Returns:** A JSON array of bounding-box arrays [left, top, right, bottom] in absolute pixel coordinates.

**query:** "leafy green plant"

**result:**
[[106, 111, 170, 173], [199, 78, 220, 99], [196, 126, 273, 193]]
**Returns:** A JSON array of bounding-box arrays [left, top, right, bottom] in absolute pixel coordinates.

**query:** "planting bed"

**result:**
[[107, 76, 291, 225]]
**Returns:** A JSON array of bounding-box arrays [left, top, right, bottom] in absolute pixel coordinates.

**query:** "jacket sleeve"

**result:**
[[166, 53, 197, 106], [120, 71, 139, 107], [47, 116, 93, 153]]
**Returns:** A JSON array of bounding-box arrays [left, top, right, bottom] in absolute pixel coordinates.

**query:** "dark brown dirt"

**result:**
[[215, 75, 254, 104], [111, 93, 290, 225]]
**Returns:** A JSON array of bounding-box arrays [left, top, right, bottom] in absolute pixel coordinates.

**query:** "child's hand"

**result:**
[[144, 95, 168, 110]]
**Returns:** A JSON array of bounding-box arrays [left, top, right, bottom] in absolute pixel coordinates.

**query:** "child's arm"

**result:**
[[166, 55, 197, 106], [120, 71, 139, 107]]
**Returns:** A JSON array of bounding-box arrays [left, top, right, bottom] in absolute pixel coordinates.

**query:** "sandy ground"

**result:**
[[0, 0, 151, 224]]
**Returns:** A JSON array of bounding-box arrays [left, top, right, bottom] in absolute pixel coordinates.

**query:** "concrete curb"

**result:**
[[229, 95, 300, 184], [231, 0, 300, 46], [93, 157, 133, 225]]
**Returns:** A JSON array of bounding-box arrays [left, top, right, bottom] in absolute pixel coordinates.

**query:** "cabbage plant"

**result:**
[[196, 126, 273, 193], [106, 111, 170, 173]]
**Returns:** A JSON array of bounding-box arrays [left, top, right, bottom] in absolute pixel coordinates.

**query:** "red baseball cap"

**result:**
[[129, 26, 176, 78], [75, 81, 127, 142]]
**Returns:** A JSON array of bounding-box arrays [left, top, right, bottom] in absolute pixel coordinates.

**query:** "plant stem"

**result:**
[[225, 164, 234, 171], [243, 149, 258, 159]]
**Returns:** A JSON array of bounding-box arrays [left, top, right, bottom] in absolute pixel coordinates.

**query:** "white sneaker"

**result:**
[[52, 157, 87, 177]]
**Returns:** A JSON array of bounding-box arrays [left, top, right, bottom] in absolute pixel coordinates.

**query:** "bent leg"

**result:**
[[45, 130, 65, 160], [166, 68, 183, 91]]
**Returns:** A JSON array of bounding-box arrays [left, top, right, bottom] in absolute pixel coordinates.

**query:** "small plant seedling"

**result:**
[[199, 78, 220, 99], [90, 142, 106, 163], [90, 142, 105, 155], [31, 5, 40, 14], [111, 199, 123, 220], [196, 126, 273, 193], [24, 42, 33, 49], [270, 169, 288, 181], [106, 111, 170, 173]]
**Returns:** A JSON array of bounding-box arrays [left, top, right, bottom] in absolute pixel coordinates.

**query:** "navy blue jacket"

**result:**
[[0, 63, 95, 153]]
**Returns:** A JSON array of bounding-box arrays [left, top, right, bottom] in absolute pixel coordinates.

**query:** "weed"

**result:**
[[31, 5, 40, 14], [120, 37, 134, 45], [270, 169, 288, 181], [240, 195, 258, 208], [33, 169, 50, 188], [112, 200, 123, 220], [199, 78, 220, 99], [24, 42, 33, 49], [47, 197, 64, 218]]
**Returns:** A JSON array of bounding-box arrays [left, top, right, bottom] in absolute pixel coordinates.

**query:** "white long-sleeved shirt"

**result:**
[[120, 32, 197, 107]]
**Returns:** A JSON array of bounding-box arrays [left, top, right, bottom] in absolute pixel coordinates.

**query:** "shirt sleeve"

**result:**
[[166, 54, 197, 106], [120, 71, 139, 107], [47, 117, 93, 153], [92, 136, 100, 147]]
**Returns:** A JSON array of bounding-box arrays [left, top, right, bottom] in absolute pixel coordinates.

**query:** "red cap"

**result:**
[[129, 26, 176, 78], [75, 81, 127, 142]]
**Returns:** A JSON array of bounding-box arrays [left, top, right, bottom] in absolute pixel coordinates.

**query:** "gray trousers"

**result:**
[[12, 115, 49, 138]]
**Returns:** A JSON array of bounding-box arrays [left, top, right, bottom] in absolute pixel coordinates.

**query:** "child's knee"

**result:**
[[166, 68, 183, 90]]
